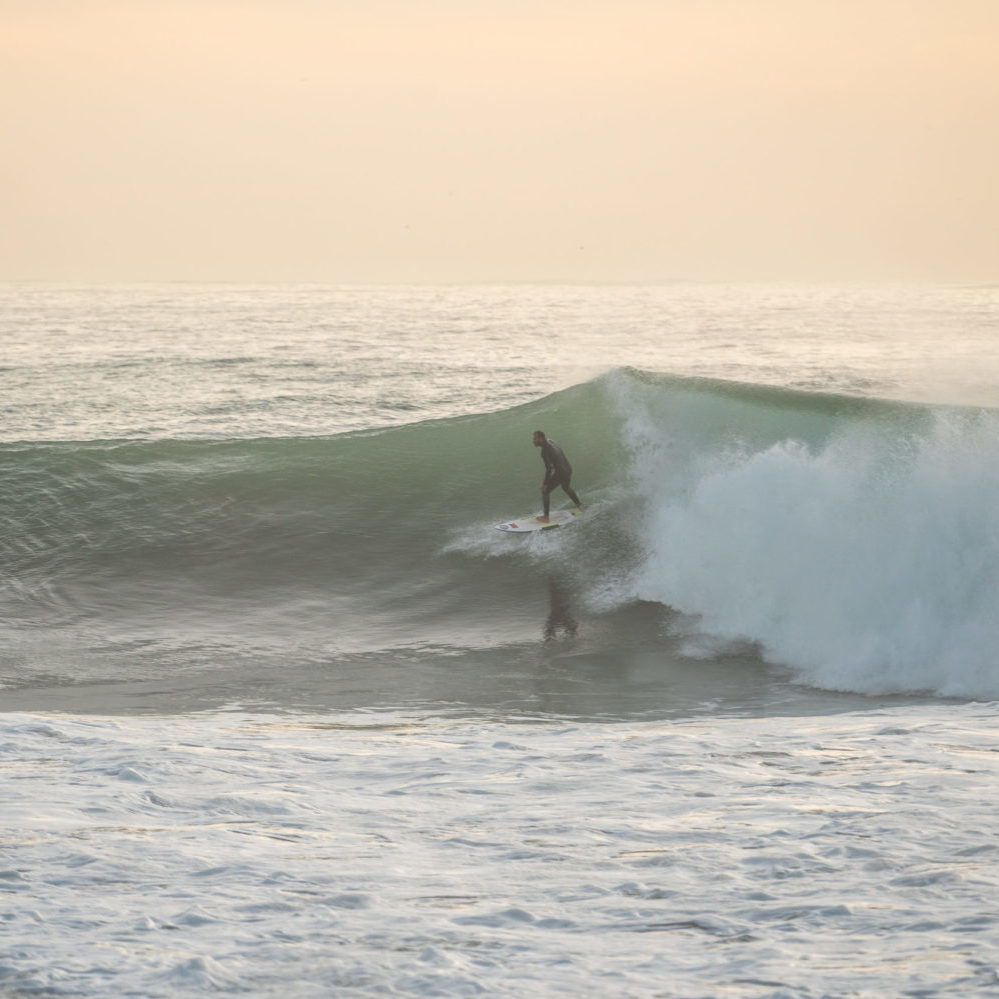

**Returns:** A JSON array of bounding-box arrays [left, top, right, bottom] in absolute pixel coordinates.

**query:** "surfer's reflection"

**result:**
[[544, 575, 578, 641]]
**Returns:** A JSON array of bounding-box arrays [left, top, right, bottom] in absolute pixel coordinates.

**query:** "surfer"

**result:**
[[533, 430, 583, 523]]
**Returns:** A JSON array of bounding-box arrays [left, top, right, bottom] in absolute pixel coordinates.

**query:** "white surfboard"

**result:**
[[494, 509, 582, 533]]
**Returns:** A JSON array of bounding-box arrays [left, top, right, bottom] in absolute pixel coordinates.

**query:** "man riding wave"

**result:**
[[532, 430, 583, 524]]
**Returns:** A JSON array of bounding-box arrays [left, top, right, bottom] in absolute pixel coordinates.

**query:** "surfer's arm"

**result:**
[[539, 443, 558, 483]]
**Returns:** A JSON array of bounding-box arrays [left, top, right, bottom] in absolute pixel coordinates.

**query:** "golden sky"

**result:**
[[2, 0, 997, 281]]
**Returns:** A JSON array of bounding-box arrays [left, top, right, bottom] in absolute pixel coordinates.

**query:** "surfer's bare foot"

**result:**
[[537, 515, 550, 523]]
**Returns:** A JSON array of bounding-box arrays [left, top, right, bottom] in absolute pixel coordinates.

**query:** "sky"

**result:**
[[2, 0, 997, 283]]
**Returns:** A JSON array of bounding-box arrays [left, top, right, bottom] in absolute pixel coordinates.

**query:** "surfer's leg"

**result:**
[[561, 478, 582, 508], [541, 486, 551, 517]]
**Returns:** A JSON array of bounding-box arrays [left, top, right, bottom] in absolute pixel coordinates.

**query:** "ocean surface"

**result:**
[[2, 281, 999, 997]]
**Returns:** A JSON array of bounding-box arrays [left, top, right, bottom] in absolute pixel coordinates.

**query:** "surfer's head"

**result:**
[[532, 430, 546, 446]]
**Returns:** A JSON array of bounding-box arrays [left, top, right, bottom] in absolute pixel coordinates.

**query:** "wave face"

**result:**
[[0, 380, 628, 708], [3, 370, 999, 702]]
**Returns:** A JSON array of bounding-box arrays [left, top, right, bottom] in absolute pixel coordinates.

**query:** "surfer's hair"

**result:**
[[533, 430, 546, 440]]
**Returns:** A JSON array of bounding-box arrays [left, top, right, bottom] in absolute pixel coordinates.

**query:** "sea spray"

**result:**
[[607, 375, 999, 696]]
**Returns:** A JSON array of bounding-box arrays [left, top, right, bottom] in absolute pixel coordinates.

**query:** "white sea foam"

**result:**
[[3, 705, 999, 997], [610, 382, 999, 698]]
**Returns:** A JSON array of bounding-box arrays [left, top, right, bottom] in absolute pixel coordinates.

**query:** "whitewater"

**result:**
[[2, 281, 999, 997]]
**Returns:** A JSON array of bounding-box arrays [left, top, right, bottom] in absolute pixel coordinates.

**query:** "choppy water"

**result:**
[[2, 282, 999, 996], [6, 704, 999, 998]]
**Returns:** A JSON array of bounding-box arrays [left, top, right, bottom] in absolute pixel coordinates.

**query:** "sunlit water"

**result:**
[[2, 282, 999, 997], [4, 282, 998, 440]]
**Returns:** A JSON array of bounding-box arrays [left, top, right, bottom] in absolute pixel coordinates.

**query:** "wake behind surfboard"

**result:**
[[495, 509, 582, 533]]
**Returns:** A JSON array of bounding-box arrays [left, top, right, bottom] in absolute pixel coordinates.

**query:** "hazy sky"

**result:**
[[3, 0, 997, 282]]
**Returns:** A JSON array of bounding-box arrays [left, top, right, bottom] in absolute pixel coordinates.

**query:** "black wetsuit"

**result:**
[[539, 440, 582, 516]]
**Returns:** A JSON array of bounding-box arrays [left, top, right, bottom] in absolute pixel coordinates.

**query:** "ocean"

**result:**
[[2, 281, 999, 997]]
